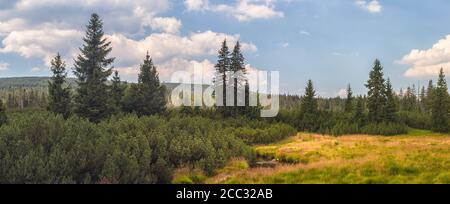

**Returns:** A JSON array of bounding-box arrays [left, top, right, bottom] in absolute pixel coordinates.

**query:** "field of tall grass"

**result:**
[[206, 130, 450, 184]]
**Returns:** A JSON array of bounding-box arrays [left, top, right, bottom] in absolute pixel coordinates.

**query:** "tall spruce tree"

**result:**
[[431, 68, 450, 133], [299, 80, 318, 131], [48, 53, 71, 118], [73, 13, 115, 122], [366, 59, 386, 123], [230, 41, 247, 116], [123, 52, 166, 116], [383, 78, 397, 122], [214, 39, 231, 116], [344, 84, 353, 113], [111, 70, 125, 113]]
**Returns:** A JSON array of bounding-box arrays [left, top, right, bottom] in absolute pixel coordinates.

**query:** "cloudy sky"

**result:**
[[1, 0, 450, 96]]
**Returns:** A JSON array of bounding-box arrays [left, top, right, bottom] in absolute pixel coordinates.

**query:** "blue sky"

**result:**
[[1, 0, 450, 96]]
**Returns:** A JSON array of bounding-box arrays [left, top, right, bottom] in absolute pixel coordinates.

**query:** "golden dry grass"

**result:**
[[206, 131, 450, 184]]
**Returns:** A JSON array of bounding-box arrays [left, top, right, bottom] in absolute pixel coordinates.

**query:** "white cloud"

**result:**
[[147, 17, 182, 34], [108, 31, 257, 68], [355, 0, 382, 13], [336, 88, 347, 98], [279, 42, 289, 48], [299, 30, 311, 36], [0, 0, 262, 83], [31, 67, 43, 72], [0, 27, 83, 66], [185, 0, 284, 22], [184, 0, 209, 11], [398, 35, 450, 77], [0, 0, 175, 35], [0, 62, 9, 71]]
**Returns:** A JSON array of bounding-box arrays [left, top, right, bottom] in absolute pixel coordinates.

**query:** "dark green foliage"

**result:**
[[214, 40, 231, 116], [298, 80, 318, 131], [359, 122, 408, 136], [397, 111, 431, 130], [73, 13, 115, 122], [122, 53, 166, 116], [0, 110, 253, 183], [353, 96, 366, 126], [111, 70, 125, 113], [383, 79, 397, 122], [47, 54, 71, 118], [0, 99, 7, 126], [366, 59, 386, 123], [431, 68, 450, 133], [344, 84, 353, 113], [231, 123, 296, 144]]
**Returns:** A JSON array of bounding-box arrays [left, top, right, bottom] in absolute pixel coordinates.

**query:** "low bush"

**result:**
[[230, 123, 297, 144]]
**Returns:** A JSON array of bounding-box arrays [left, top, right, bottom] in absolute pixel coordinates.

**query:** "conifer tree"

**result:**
[[123, 52, 166, 116], [299, 80, 318, 131], [73, 13, 115, 122], [383, 78, 397, 122], [111, 70, 125, 113], [431, 68, 450, 133], [230, 41, 247, 115], [48, 53, 71, 118], [344, 84, 353, 113], [214, 40, 231, 116], [366, 59, 386, 123]]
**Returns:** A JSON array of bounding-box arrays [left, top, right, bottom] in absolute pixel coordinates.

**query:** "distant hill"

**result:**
[[0, 77, 210, 91]]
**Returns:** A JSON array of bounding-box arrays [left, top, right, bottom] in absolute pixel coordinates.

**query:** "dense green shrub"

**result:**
[[0, 111, 252, 183], [397, 111, 431, 130], [360, 123, 408, 136], [231, 123, 297, 144]]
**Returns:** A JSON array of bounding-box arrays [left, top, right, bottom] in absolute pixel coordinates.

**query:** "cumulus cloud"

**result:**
[[0, 0, 175, 35], [336, 88, 347, 98], [398, 35, 450, 77], [184, 0, 210, 11], [0, 27, 83, 66], [0, 0, 260, 82], [0, 61, 8, 71], [185, 0, 284, 21], [355, 0, 382, 13]]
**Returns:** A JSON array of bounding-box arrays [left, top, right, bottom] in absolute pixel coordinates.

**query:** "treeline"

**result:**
[[0, 88, 47, 109], [277, 60, 450, 135]]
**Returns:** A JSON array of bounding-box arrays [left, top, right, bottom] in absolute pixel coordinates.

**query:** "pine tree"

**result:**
[[366, 59, 386, 123], [344, 84, 353, 113], [299, 80, 318, 131], [123, 52, 166, 116], [111, 70, 125, 113], [230, 41, 248, 116], [73, 13, 115, 122], [0, 99, 7, 126], [48, 53, 71, 118], [214, 39, 231, 116], [383, 78, 397, 122], [431, 68, 450, 133]]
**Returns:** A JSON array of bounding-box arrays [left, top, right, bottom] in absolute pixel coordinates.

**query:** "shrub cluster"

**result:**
[[0, 111, 251, 183]]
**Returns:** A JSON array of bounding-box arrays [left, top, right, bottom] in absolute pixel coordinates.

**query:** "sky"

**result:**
[[1, 0, 450, 97]]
